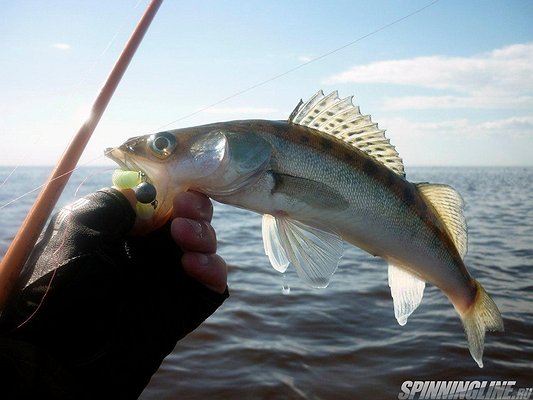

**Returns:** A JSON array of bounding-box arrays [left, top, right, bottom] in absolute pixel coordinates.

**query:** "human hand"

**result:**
[[0, 188, 229, 398], [170, 191, 227, 294], [120, 189, 228, 294]]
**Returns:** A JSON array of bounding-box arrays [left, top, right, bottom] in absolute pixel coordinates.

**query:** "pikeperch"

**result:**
[[106, 90, 503, 367]]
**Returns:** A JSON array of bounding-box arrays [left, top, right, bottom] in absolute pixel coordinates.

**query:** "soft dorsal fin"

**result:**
[[416, 183, 468, 258], [289, 90, 405, 177]]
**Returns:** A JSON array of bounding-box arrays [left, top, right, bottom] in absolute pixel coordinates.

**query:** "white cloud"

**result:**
[[51, 43, 71, 50], [383, 116, 533, 138], [383, 117, 469, 137], [479, 116, 533, 132], [298, 55, 312, 63], [323, 43, 533, 110], [382, 95, 533, 110]]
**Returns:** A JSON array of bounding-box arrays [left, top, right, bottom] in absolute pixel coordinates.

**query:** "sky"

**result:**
[[1, 0, 532, 168]]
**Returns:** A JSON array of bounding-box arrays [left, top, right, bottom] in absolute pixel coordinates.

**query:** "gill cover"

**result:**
[[200, 131, 272, 195]]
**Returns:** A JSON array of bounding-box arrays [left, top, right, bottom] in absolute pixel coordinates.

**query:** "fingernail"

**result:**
[[197, 253, 209, 266], [187, 219, 203, 236]]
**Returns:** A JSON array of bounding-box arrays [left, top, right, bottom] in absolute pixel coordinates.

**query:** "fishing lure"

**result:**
[[111, 169, 157, 219]]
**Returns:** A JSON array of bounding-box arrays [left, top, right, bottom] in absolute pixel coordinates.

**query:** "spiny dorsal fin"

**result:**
[[289, 90, 405, 177], [416, 183, 468, 258]]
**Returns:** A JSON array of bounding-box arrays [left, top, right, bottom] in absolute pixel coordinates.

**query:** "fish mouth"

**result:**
[[105, 136, 150, 171], [105, 147, 146, 179]]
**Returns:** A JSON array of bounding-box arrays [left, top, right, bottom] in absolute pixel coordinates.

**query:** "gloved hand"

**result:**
[[0, 188, 229, 399]]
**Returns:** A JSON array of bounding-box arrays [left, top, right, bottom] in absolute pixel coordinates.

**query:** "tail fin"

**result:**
[[460, 280, 504, 368]]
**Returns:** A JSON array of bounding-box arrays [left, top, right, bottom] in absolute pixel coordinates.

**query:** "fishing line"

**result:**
[[2, 0, 441, 236], [74, 0, 146, 91], [2, 1, 440, 229], [72, 167, 116, 200], [15, 262, 59, 330], [3, 0, 440, 324], [5, 162, 112, 329], [152, 0, 441, 132], [1, 0, 161, 317], [0, 166, 18, 190], [0, 154, 110, 211], [2, 0, 439, 202], [0, 0, 145, 206], [0, 0, 145, 186]]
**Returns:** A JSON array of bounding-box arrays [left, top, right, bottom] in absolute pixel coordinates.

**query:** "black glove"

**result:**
[[0, 188, 229, 399]]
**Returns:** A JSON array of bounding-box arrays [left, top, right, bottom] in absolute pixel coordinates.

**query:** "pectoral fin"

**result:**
[[262, 214, 290, 273], [262, 214, 343, 288], [388, 264, 426, 326]]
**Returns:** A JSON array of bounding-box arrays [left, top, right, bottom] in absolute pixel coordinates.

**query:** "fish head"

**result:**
[[107, 123, 272, 231], [106, 128, 229, 230]]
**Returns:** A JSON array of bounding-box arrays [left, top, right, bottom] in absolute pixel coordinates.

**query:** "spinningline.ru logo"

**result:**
[[398, 380, 532, 400]]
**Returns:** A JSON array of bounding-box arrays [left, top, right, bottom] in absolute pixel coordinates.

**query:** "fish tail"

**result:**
[[459, 279, 504, 368]]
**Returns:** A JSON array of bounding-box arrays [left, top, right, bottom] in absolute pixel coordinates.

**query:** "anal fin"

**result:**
[[388, 264, 426, 325], [262, 215, 343, 288]]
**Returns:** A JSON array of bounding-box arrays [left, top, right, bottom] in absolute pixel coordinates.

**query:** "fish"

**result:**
[[106, 90, 503, 367]]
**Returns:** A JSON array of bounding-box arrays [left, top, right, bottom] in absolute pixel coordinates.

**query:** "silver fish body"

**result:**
[[107, 90, 503, 367], [209, 122, 470, 297]]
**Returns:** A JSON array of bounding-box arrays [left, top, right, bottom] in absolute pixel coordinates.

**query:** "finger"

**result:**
[[182, 253, 227, 294], [173, 191, 213, 222], [116, 188, 137, 209], [171, 217, 217, 254]]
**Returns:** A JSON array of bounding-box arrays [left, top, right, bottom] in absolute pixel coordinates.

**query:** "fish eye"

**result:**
[[148, 132, 177, 158]]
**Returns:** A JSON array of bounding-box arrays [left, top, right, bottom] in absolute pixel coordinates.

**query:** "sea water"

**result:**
[[1, 166, 531, 399]]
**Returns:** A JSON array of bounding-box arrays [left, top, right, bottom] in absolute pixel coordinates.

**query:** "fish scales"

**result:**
[[218, 120, 472, 299]]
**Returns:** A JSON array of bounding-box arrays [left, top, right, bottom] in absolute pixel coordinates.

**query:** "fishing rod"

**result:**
[[0, 0, 164, 310]]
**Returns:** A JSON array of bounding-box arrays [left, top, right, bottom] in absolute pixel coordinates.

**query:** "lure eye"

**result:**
[[148, 132, 177, 158]]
